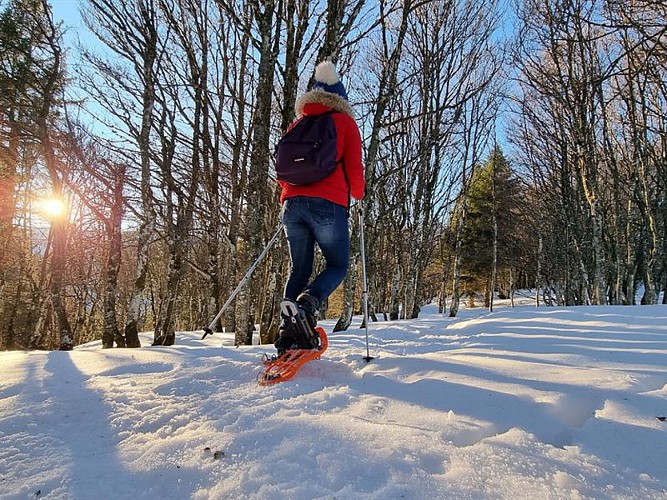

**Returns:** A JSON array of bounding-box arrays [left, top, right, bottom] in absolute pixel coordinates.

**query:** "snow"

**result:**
[[1, 297, 667, 499]]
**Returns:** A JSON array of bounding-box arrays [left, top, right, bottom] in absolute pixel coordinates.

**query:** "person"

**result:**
[[275, 60, 365, 354]]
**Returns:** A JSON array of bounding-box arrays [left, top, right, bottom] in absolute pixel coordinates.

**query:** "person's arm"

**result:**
[[343, 118, 365, 200]]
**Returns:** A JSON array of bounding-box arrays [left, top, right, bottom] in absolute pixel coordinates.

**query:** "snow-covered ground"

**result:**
[[1, 297, 666, 499]]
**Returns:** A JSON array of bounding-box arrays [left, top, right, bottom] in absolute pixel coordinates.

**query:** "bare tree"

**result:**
[[82, 0, 168, 346], [29, 0, 74, 350], [62, 125, 129, 348], [510, 0, 666, 306], [335, 0, 413, 331]]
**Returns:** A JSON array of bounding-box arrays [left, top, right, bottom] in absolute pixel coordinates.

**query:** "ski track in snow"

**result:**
[[1, 302, 667, 499]]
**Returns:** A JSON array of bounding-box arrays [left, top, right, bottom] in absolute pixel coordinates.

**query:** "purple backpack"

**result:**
[[275, 111, 340, 185]]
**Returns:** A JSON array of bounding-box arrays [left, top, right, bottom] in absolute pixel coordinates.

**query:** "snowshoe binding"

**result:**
[[259, 298, 327, 385]]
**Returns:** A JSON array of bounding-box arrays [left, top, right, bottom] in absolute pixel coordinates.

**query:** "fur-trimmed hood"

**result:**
[[295, 89, 355, 119]]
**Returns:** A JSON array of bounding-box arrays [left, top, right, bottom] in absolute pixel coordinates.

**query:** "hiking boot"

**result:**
[[274, 322, 299, 356], [296, 292, 320, 346], [296, 293, 319, 327]]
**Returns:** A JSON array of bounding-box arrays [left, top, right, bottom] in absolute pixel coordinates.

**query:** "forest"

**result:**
[[0, 0, 665, 351]]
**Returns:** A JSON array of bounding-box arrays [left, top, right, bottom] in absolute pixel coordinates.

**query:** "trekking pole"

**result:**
[[201, 221, 284, 340], [358, 201, 374, 362]]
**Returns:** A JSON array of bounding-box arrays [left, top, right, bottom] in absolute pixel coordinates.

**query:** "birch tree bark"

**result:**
[[234, 0, 279, 345]]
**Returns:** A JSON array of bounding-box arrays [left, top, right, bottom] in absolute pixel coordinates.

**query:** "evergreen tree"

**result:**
[[0, 0, 71, 350], [0, 0, 45, 252], [459, 146, 524, 302]]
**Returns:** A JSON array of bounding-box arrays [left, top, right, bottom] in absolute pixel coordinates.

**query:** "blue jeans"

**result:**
[[282, 197, 350, 303]]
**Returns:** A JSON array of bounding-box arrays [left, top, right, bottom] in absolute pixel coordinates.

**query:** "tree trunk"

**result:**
[[333, 250, 358, 332], [32, 4, 73, 350], [102, 174, 124, 348], [489, 156, 498, 313], [233, 0, 279, 345], [449, 196, 467, 318], [389, 261, 401, 321], [122, 1, 159, 349]]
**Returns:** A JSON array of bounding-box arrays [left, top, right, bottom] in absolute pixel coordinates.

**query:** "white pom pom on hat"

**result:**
[[312, 60, 348, 101], [314, 61, 340, 85]]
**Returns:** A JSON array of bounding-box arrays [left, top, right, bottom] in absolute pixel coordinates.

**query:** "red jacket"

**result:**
[[278, 93, 365, 208]]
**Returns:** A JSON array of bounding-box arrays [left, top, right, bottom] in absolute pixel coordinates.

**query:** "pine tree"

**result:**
[[0, 0, 72, 350], [459, 146, 524, 304]]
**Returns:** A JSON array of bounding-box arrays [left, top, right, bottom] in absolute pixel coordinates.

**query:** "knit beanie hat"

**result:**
[[311, 61, 348, 101]]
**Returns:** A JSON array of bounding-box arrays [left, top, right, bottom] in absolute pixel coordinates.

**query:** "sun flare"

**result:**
[[39, 197, 67, 218]]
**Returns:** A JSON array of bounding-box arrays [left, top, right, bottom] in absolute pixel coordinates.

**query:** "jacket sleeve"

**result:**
[[342, 116, 365, 200]]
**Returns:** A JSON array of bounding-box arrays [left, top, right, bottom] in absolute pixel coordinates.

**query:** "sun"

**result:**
[[39, 197, 67, 218]]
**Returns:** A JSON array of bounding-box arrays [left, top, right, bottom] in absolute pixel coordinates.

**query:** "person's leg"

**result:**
[[282, 197, 315, 300], [276, 198, 317, 353], [301, 198, 350, 304]]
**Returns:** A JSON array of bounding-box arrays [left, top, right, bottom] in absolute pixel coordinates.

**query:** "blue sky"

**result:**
[[50, 0, 82, 30], [51, 0, 91, 57]]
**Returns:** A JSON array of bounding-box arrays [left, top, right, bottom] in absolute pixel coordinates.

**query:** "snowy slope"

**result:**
[[1, 300, 666, 499]]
